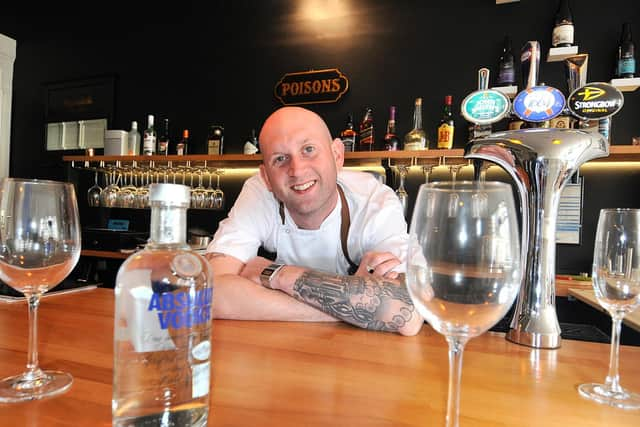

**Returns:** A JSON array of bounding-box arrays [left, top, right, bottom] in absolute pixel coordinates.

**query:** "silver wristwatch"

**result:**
[[260, 263, 284, 289]]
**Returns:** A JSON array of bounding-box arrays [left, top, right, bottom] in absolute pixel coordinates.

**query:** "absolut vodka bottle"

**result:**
[[112, 183, 214, 427]]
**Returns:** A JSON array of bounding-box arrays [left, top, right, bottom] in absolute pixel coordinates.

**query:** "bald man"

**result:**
[[206, 107, 423, 336]]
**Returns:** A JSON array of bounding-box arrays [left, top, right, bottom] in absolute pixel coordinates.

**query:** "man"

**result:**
[[206, 106, 423, 336]]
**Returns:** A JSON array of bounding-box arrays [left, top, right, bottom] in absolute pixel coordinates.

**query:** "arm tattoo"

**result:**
[[292, 271, 415, 332]]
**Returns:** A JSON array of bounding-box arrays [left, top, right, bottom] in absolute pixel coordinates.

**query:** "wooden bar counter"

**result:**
[[0, 289, 639, 426]]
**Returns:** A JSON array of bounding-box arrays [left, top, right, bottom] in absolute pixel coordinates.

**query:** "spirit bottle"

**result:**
[[243, 129, 259, 154], [404, 98, 428, 151], [496, 35, 515, 86], [383, 106, 400, 151], [437, 95, 455, 149], [617, 22, 636, 78], [552, 0, 574, 48], [340, 113, 357, 152], [128, 121, 141, 155], [112, 183, 213, 427], [207, 125, 224, 155], [358, 108, 375, 151], [176, 129, 189, 155], [142, 114, 156, 156], [157, 118, 170, 156]]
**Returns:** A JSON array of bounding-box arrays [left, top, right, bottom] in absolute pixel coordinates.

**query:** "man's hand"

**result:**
[[355, 251, 401, 280], [240, 256, 274, 285]]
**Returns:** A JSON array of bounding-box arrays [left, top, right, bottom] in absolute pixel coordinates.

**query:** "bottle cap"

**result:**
[[149, 183, 191, 206], [445, 95, 452, 105], [131, 121, 138, 129]]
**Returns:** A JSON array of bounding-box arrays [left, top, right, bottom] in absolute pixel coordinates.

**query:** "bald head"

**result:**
[[259, 107, 334, 155]]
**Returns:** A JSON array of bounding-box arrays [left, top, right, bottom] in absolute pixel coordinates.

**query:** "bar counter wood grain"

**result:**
[[0, 289, 639, 426]]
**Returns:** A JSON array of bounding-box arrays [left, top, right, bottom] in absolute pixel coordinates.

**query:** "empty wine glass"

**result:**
[[212, 170, 225, 209], [406, 181, 521, 427], [421, 162, 437, 184], [578, 208, 640, 409], [87, 165, 102, 207], [100, 166, 121, 208], [0, 178, 81, 402], [394, 164, 409, 217]]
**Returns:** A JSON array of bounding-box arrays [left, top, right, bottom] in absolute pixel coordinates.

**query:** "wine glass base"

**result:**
[[578, 382, 640, 410], [0, 371, 73, 403]]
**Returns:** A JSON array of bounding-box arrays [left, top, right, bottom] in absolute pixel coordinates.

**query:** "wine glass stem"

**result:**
[[445, 336, 467, 427], [605, 315, 624, 393], [26, 294, 42, 375]]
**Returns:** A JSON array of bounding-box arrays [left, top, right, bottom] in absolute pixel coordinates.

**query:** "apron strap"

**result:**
[[278, 184, 358, 274]]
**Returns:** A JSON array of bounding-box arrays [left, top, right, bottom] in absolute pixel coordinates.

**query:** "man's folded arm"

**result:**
[[206, 253, 337, 322], [272, 265, 424, 336]]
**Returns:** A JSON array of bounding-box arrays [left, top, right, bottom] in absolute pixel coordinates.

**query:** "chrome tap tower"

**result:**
[[465, 128, 608, 348], [462, 41, 622, 349]]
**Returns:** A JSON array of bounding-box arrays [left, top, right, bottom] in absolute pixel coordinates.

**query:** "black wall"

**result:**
[[2, 0, 640, 274]]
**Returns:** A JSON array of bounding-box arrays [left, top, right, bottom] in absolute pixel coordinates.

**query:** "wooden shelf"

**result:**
[[81, 249, 129, 259], [63, 146, 640, 166], [595, 145, 640, 162]]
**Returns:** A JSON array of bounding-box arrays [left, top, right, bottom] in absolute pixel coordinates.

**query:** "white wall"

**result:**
[[0, 34, 16, 179]]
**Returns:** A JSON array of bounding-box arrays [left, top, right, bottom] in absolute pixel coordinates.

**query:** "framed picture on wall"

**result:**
[[44, 74, 116, 123]]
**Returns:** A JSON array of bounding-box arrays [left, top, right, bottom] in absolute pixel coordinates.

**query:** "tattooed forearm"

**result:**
[[292, 271, 415, 332]]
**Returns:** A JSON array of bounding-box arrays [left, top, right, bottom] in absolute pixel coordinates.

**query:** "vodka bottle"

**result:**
[[128, 121, 141, 155], [112, 183, 214, 427]]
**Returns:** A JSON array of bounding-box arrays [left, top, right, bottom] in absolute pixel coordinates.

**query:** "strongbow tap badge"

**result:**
[[567, 82, 624, 120]]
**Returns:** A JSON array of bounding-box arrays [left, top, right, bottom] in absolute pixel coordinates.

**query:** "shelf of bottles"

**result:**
[[63, 145, 640, 168]]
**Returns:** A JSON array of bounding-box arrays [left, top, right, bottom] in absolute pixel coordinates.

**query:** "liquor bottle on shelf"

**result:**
[[403, 98, 428, 151], [157, 118, 170, 156], [243, 129, 259, 154], [128, 121, 141, 155], [552, 0, 574, 48], [142, 114, 156, 156], [383, 106, 400, 151], [496, 35, 515, 87], [340, 113, 357, 152], [358, 108, 375, 151], [437, 95, 455, 149], [207, 125, 224, 155], [616, 22, 636, 78], [468, 123, 492, 142], [113, 183, 213, 427], [176, 129, 189, 155]]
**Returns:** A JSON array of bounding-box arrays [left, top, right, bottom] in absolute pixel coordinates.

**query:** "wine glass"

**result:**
[[393, 164, 409, 217], [0, 178, 81, 402], [405, 181, 521, 427], [578, 208, 640, 409], [86, 165, 102, 207]]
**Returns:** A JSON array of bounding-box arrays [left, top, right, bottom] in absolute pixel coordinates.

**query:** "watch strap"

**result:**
[[260, 263, 284, 289]]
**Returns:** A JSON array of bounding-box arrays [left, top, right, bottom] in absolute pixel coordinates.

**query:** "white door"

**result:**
[[0, 34, 16, 179]]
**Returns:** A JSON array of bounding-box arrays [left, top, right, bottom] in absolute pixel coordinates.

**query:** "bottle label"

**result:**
[[498, 66, 515, 86], [192, 361, 210, 398], [208, 139, 221, 155], [147, 288, 213, 330], [158, 141, 168, 155], [341, 136, 355, 151], [552, 24, 574, 46], [176, 144, 185, 155], [618, 58, 636, 75], [359, 125, 374, 148], [437, 124, 454, 149], [143, 135, 156, 155]]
